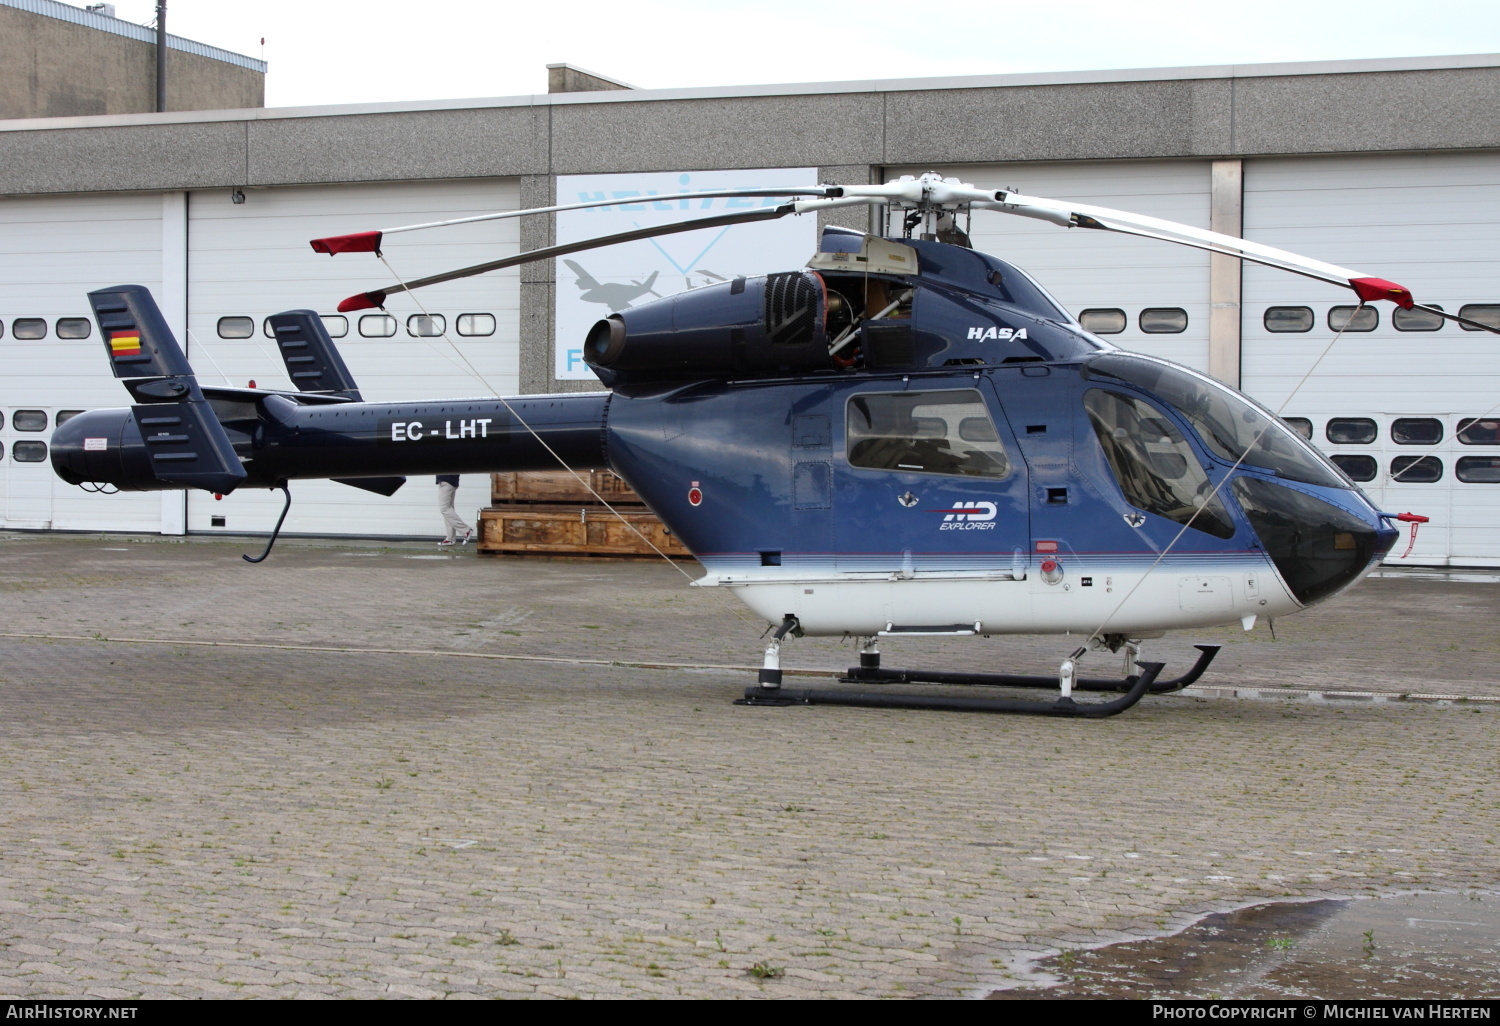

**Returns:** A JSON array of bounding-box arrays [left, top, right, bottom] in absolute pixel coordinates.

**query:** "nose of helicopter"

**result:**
[[1229, 473, 1398, 607]]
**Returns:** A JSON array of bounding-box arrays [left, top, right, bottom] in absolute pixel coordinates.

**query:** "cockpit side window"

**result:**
[[1084, 353, 1347, 489], [847, 390, 1011, 478], [1084, 389, 1236, 539]]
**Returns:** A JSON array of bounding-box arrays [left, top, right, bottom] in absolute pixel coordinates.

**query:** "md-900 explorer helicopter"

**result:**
[[53, 173, 1473, 717]]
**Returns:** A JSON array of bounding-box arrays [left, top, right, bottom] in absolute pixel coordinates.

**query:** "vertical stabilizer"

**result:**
[[88, 285, 248, 494]]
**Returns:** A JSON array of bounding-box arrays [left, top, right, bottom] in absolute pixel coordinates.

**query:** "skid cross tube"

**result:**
[[839, 643, 1220, 694], [736, 662, 1165, 718]]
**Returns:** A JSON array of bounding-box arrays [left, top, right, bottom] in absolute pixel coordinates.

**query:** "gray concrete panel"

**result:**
[[245, 107, 546, 186], [0, 121, 247, 195], [817, 164, 881, 234], [883, 79, 1234, 164], [1231, 69, 1500, 156], [549, 93, 882, 175]]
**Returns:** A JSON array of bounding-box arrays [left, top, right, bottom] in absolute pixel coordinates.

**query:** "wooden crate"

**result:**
[[490, 470, 644, 507], [476, 507, 693, 560]]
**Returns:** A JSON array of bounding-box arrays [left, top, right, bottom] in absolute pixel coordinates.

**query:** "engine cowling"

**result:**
[[584, 271, 837, 385]]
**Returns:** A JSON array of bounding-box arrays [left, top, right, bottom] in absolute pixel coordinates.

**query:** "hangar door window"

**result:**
[[11, 441, 47, 462], [321, 315, 348, 338], [12, 410, 48, 432], [457, 313, 496, 337], [1391, 456, 1443, 483], [408, 314, 445, 337], [217, 317, 254, 339], [56, 318, 92, 339], [1458, 305, 1500, 331], [1139, 308, 1187, 334], [1457, 457, 1500, 483], [1393, 305, 1444, 331], [1326, 418, 1377, 445], [1079, 309, 1126, 334], [1265, 307, 1314, 333], [1331, 454, 1377, 482], [1328, 306, 1377, 332], [1282, 417, 1313, 440], [1458, 418, 1500, 444], [847, 390, 1010, 479], [1391, 418, 1442, 445], [359, 315, 397, 338], [12, 318, 47, 340]]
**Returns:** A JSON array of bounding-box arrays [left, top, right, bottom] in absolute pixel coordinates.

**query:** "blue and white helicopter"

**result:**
[[53, 173, 1471, 717]]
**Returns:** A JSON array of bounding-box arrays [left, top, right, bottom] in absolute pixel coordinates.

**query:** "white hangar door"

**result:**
[[885, 161, 1214, 372], [0, 192, 169, 532], [186, 179, 521, 539], [1240, 153, 1500, 566]]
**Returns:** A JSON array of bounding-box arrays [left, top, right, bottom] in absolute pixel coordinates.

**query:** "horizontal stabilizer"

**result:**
[[131, 403, 247, 494], [332, 476, 407, 497], [266, 310, 363, 399]]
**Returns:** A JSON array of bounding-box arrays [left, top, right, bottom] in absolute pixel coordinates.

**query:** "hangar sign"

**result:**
[[553, 168, 819, 381]]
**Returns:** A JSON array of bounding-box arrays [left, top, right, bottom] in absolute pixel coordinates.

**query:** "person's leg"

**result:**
[[438, 481, 467, 543]]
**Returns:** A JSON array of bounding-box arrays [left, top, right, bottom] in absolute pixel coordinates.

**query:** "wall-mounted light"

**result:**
[[231, 189, 246, 205]]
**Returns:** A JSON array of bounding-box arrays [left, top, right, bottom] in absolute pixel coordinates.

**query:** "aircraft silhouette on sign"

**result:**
[[563, 259, 661, 312], [54, 172, 1478, 717]]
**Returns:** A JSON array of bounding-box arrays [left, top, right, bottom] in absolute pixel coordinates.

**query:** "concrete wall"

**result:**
[[0, 6, 263, 119]]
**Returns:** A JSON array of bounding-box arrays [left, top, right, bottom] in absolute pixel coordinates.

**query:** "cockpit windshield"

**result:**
[[1083, 354, 1348, 490]]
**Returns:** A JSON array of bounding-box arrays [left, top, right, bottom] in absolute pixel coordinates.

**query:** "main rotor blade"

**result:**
[[976, 193, 1417, 308], [311, 186, 841, 255], [337, 204, 794, 312]]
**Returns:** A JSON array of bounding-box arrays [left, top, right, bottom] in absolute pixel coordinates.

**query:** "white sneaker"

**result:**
[[461, 529, 474, 545], [438, 539, 456, 547]]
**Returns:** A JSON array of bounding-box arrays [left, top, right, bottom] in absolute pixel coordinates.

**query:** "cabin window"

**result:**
[[11, 441, 46, 462], [1282, 417, 1313, 440], [457, 313, 496, 337], [408, 314, 445, 337], [56, 318, 92, 339], [1331, 454, 1377, 482], [1456, 456, 1500, 483], [12, 318, 47, 340], [1391, 417, 1443, 445], [55, 410, 83, 426], [1084, 389, 1234, 539], [359, 315, 397, 338], [1328, 306, 1377, 332], [1139, 308, 1187, 334], [321, 315, 348, 338], [12, 410, 48, 432], [1458, 304, 1500, 331], [1326, 417, 1377, 445], [1458, 417, 1500, 444], [1079, 309, 1126, 334], [217, 316, 254, 339], [1264, 307, 1314, 333], [1083, 353, 1345, 489], [1393, 305, 1444, 331], [846, 389, 1010, 479], [1391, 456, 1443, 483]]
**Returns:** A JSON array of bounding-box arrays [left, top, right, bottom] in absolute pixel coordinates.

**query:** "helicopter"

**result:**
[[50, 172, 1483, 718]]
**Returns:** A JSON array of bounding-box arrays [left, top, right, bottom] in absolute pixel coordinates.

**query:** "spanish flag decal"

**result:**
[[109, 331, 142, 356]]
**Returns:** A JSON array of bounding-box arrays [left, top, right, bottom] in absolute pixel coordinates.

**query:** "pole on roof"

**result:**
[[155, 1, 167, 113]]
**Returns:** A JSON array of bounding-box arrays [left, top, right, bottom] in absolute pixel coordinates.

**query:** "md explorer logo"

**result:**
[[966, 326, 1028, 341], [934, 501, 999, 531]]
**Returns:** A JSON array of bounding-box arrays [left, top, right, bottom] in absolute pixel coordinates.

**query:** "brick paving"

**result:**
[[0, 533, 1497, 998]]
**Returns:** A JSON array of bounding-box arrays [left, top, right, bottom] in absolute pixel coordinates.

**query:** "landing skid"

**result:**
[[734, 621, 1220, 718]]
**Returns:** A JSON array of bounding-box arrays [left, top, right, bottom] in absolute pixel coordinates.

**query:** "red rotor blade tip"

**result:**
[[1349, 276, 1415, 309], [310, 231, 383, 256], [337, 291, 385, 313]]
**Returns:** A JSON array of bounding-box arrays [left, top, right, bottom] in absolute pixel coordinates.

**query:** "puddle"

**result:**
[[404, 554, 459, 560], [991, 891, 1500, 1000], [1370, 567, 1500, 584]]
